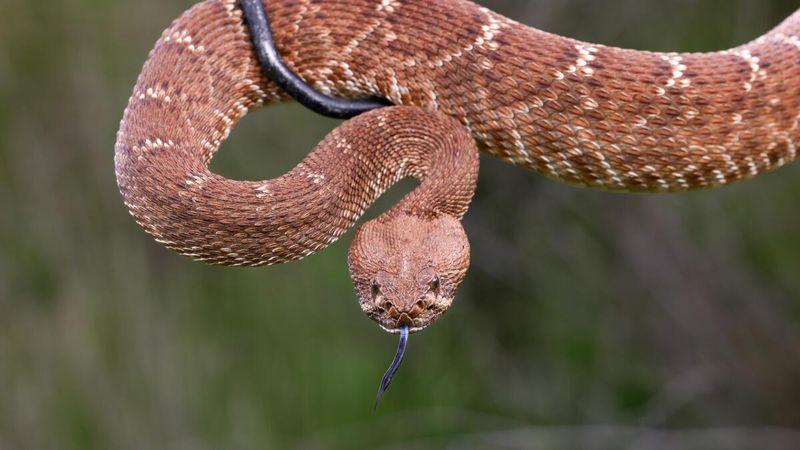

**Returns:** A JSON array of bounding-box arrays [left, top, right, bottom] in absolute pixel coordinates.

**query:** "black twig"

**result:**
[[239, 0, 392, 119]]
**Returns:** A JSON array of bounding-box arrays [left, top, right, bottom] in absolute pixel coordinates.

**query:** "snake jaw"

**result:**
[[368, 292, 452, 333]]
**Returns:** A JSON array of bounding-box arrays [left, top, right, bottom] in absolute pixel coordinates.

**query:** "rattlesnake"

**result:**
[[115, 0, 800, 337]]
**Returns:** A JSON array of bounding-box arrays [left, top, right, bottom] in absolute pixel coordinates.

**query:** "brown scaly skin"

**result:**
[[116, 0, 800, 331]]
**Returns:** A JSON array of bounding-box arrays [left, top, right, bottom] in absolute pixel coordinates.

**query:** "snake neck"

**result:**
[[114, 0, 477, 265], [116, 0, 800, 264]]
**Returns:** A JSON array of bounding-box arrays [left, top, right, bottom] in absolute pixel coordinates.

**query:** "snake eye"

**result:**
[[431, 275, 440, 292], [370, 279, 379, 296]]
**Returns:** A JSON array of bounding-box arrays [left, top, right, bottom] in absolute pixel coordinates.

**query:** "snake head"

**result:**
[[348, 213, 470, 333]]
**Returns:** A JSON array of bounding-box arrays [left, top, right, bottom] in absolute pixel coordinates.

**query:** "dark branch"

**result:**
[[239, 0, 392, 119]]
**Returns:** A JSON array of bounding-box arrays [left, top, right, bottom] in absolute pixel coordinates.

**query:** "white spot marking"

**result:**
[[568, 44, 598, 76], [661, 54, 690, 88]]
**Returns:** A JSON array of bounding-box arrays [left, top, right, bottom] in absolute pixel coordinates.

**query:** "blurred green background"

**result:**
[[2, 0, 800, 448]]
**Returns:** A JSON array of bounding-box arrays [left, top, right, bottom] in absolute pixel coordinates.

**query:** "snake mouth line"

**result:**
[[379, 323, 426, 334]]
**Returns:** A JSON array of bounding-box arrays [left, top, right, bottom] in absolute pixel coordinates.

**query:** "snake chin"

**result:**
[[348, 213, 470, 333]]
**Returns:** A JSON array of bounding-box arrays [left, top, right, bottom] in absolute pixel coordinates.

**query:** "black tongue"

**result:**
[[373, 325, 410, 411]]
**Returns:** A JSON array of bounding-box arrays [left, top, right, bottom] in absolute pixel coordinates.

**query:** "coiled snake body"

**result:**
[[115, 0, 800, 334]]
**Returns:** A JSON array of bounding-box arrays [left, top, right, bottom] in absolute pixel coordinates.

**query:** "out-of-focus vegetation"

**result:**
[[2, 0, 800, 448]]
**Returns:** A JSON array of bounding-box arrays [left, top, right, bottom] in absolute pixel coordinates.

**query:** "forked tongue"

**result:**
[[373, 325, 409, 411]]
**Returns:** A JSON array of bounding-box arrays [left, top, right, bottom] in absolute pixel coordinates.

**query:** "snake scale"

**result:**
[[115, 0, 800, 336]]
